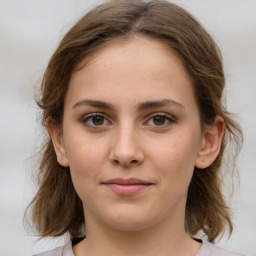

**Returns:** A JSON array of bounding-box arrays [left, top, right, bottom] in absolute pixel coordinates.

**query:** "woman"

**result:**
[[28, 0, 244, 255]]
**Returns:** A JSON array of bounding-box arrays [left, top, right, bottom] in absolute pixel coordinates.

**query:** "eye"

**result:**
[[146, 113, 175, 127], [82, 113, 111, 128]]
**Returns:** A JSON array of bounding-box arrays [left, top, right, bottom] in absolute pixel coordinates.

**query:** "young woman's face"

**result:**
[[55, 36, 207, 232]]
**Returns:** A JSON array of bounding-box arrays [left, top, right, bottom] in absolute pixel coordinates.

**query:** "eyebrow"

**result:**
[[73, 99, 114, 110], [72, 99, 184, 111], [138, 99, 184, 111]]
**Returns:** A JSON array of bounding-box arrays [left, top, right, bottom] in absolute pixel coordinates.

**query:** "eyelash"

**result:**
[[81, 112, 176, 129], [146, 113, 176, 127], [82, 113, 111, 128]]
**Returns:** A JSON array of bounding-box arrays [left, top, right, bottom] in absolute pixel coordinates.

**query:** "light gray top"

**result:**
[[33, 240, 246, 256]]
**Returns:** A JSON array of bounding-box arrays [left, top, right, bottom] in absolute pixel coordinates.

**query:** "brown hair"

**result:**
[[26, 0, 242, 242]]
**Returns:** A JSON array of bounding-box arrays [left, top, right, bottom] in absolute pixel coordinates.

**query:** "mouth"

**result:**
[[102, 178, 153, 196]]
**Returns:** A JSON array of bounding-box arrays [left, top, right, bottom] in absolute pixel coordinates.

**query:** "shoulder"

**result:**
[[32, 241, 74, 256], [197, 241, 246, 256]]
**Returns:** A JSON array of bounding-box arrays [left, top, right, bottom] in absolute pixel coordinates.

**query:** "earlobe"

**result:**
[[195, 116, 224, 169], [46, 118, 69, 167]]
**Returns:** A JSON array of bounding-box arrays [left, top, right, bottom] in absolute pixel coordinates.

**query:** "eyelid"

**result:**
[[147, 112, 175, 119], [82, 112, 112, 128], [81, 112, 176, 129], [144, 112, 176, 126]]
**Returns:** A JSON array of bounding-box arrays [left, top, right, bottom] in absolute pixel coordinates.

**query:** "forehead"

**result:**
[[75, 35, 189, 79], [67, 36, 197, 113]]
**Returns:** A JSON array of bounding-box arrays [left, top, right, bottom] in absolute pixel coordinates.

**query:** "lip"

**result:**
[[102, 178, 153, 196]]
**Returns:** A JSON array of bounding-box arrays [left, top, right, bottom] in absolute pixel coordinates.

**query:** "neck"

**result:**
[[73, 213, 201, 256]]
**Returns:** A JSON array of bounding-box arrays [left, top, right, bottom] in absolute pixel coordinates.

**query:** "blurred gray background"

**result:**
[[0, 0, 255, 255]]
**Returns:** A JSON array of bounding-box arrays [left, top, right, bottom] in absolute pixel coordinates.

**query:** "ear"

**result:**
[[46, 118, 69, 167], [195, 116, 224, 169]]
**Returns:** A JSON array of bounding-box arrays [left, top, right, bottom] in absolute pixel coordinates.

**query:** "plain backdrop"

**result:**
[[0, 0, 255, 255]]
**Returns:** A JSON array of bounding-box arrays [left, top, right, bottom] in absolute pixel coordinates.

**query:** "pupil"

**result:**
[[153, 116, 165, 125], [93, 116, 104, 125]]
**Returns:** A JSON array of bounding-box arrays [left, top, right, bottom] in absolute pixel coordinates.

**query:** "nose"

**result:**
[[109, 123, 144, 168]]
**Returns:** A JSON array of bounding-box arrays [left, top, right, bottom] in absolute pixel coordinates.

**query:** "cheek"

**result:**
[[66, 132, 107, 168], [150, 133, 199, 181], [64, 136, 108, 192]]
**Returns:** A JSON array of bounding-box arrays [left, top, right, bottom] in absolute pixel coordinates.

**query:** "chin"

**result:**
[[101, 209, 159, 232], [107, 220, 152, 232]]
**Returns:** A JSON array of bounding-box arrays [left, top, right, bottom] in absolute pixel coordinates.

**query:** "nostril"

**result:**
[[114, 160, 119, 165], [112, 159, 138, 167]]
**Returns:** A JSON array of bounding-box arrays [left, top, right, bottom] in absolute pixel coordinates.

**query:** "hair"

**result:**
[[26, 0, 242, 242]]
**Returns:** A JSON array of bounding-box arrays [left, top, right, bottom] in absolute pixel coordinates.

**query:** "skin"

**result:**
[[49, 36, 224, 256]]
